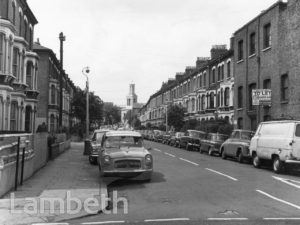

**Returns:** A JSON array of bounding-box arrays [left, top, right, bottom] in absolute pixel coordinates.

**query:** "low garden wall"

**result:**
[[0, 132, 71, 197]]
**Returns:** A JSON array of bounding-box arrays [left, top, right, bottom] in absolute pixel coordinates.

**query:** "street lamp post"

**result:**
[[82, 67, 90, 138]]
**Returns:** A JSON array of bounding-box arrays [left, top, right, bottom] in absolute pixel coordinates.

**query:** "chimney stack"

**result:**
[[210, 45, 228, 59], [59, 32, 66, 69]]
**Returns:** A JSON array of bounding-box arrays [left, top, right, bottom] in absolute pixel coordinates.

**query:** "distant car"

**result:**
[[200, 133, 227, 156], [153, 130, 165, 142], [87, 129, 110, 164], [162, 134, 171, 144], [170, 132, 185, 147], [220, 130, 254, 163], [186, 130, 207, 151], [98, 130, 153, 181]]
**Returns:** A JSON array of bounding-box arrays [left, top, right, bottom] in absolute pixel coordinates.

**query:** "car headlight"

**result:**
[[145, 154, 152, 167], [103, 155, 110, 165]]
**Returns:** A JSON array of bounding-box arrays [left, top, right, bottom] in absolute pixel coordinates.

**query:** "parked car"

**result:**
[[153, 130, 165, 142], [169, 132, 185, 147], [98, 130, 153, 180], [86, 129, 110, 164], [162, 134, 170, 144], [186, 130, 207, 151], [220, 130, 253, 162], [250, 120, 300, 173], [200, 133, 228, 156], [178, 131, 190, 149]]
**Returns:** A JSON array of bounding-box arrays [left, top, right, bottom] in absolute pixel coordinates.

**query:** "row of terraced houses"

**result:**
[[140, 0, 300, 131], [0, 0, 76, 133]]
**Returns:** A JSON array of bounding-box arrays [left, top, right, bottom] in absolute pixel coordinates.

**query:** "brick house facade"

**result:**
[[233, 0, 300, 131], [33, 42, 76, 133]]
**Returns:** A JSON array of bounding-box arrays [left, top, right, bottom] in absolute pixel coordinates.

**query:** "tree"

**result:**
[[103, 103, 121, 125], [71, 87, 104, 129], [167, 105, 185, 131]]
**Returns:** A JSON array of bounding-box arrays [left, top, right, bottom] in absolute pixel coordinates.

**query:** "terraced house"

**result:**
[[0, 0, 38, 132], [234, 0, 300, 130], [33, 41, 76, 133], [140, 45, 234, 128]]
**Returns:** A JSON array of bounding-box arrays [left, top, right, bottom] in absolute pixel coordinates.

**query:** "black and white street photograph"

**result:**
[[1, 0, 300, 224]]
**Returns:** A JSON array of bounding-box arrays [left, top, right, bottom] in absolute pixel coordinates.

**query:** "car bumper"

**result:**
[[102, 169, 153, 178], [89, 154, 98, 158], [285, 160, 300, 164]]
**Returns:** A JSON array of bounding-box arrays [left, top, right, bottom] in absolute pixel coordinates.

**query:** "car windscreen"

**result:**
[[104, 136, 143, 148], [92, 132, 106, 142], [240, 131, 254, 140]]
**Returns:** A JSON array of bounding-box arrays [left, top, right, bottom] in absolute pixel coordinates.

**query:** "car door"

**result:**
[[227, 131, 239, 156], [292, 123, 300, 159]]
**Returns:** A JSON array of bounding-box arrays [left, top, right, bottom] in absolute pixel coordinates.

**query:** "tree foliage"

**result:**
[[167, 105, 186, 131], [71, 87, 104, 128], [103, 103, 121, 125]]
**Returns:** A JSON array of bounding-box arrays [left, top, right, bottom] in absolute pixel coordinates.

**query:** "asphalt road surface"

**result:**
[[67, 140, 300, 225]]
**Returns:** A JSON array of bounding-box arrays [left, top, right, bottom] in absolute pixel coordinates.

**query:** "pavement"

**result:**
[[0, 142, 108, 225]]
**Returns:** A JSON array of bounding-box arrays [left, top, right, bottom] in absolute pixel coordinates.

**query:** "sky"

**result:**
[[28, 0, 278, 106]]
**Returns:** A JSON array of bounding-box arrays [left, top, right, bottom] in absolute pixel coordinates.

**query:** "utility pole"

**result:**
[[82, 67, 90, 138], [59, 32, 66, 128]]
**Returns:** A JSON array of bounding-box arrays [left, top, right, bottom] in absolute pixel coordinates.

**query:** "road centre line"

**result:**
[[264, 218, 300, 220], [207, 218, 248, 221], [144, 218, 190, 222], [153, 148, 162, 152], [32, 224, 69, 225], [256, 190, 300, 210], [272, 176, 300, 189], [179, 158, 199, 166], [205, 168, 238, 181], [164, 152, 176, 157], [81, 221, 125, 225]]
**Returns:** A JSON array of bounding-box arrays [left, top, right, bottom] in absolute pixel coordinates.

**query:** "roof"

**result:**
[[233, 129, 254, 133], [33, 43, 52, 51], [105, 131, 142, 137], [94, 129, 111, 133], [261, 120, 300, 124]]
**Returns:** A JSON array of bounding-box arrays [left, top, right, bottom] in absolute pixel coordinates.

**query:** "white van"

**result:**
[[249, 120, 300, 173]]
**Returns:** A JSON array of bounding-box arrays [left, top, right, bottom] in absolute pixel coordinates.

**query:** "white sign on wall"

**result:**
[[252, 89, 272, 106]]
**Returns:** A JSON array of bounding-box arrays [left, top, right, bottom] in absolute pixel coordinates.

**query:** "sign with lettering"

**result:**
[[252, 89, 272, 106]]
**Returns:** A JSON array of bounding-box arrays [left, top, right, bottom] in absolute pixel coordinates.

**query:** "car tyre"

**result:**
[[199, 147, 203, 154], [221, 149, 227, 159], [237, 150, 243, 163], [273, 156, 284, 174], [252, 153, 261, 168], [208, 148, 213, 156], [186, 144, 190, 151]]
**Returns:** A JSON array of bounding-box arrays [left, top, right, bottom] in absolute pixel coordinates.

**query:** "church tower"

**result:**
[[126, 83, 137, 109]]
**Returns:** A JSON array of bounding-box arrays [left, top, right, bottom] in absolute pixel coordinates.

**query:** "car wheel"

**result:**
[[208, 148, 213, 156], [237, 150, 243, 163], [186, 144, 190, 151], [252, 153, 261, 168], [89, 156, 97, 165], [221, 149, 227, 159], [273, 156, 284, 174]]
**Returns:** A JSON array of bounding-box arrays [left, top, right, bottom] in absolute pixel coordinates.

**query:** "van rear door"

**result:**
[[293, 123, 300, 159]]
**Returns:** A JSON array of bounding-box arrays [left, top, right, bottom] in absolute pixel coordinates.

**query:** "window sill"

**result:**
[[237, 59, 244, 64], [280, 100, 289, 104], [237, 108, 244, 111], [249, 53, 256, 59], [262, 46, 271, 52]]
